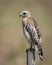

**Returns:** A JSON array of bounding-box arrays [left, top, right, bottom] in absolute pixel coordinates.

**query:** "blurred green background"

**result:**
[[0, 0, 52, 65]]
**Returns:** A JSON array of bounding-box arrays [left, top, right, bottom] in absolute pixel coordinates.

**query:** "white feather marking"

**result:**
[[33, 27, 38, 42], [39, 38, 42, 43], [39, 55, 43, 60]]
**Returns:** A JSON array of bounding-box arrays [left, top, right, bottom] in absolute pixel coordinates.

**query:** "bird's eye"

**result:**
[[23, 13, 26, 15]]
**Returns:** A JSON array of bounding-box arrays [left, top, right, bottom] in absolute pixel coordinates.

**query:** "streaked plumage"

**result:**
[[19, 10, 43, 61]]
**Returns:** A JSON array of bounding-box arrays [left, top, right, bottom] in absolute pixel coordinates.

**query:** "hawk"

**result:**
[[19, 10, 43, 61]]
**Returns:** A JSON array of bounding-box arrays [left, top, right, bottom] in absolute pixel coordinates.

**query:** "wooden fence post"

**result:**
[[26, 48, 35, 65]]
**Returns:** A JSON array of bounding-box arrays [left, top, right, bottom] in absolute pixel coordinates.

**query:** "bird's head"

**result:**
[[19, 10, 31, 18]]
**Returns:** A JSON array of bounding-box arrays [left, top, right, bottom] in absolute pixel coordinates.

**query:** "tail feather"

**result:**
[[38, 48, 43, 61], [35, 42, 43, 61]]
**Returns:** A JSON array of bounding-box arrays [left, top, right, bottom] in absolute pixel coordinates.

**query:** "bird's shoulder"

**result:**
[[23, 17, 36, 26]]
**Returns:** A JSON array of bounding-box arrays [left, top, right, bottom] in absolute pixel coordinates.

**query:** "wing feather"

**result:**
[[33, 18, 42, 39], [22, 17, 41, 43], [25, 22, 38, 43]]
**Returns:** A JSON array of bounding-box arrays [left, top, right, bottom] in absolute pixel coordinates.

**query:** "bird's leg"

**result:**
[[30, 44, 32, 50]]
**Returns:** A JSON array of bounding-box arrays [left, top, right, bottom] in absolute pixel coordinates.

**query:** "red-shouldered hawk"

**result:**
[[19, 10, 43, 61]]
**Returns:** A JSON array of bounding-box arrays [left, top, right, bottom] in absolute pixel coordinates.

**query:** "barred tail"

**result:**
[[35, 42, 43, 61], [38, 47, 43, 61]]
